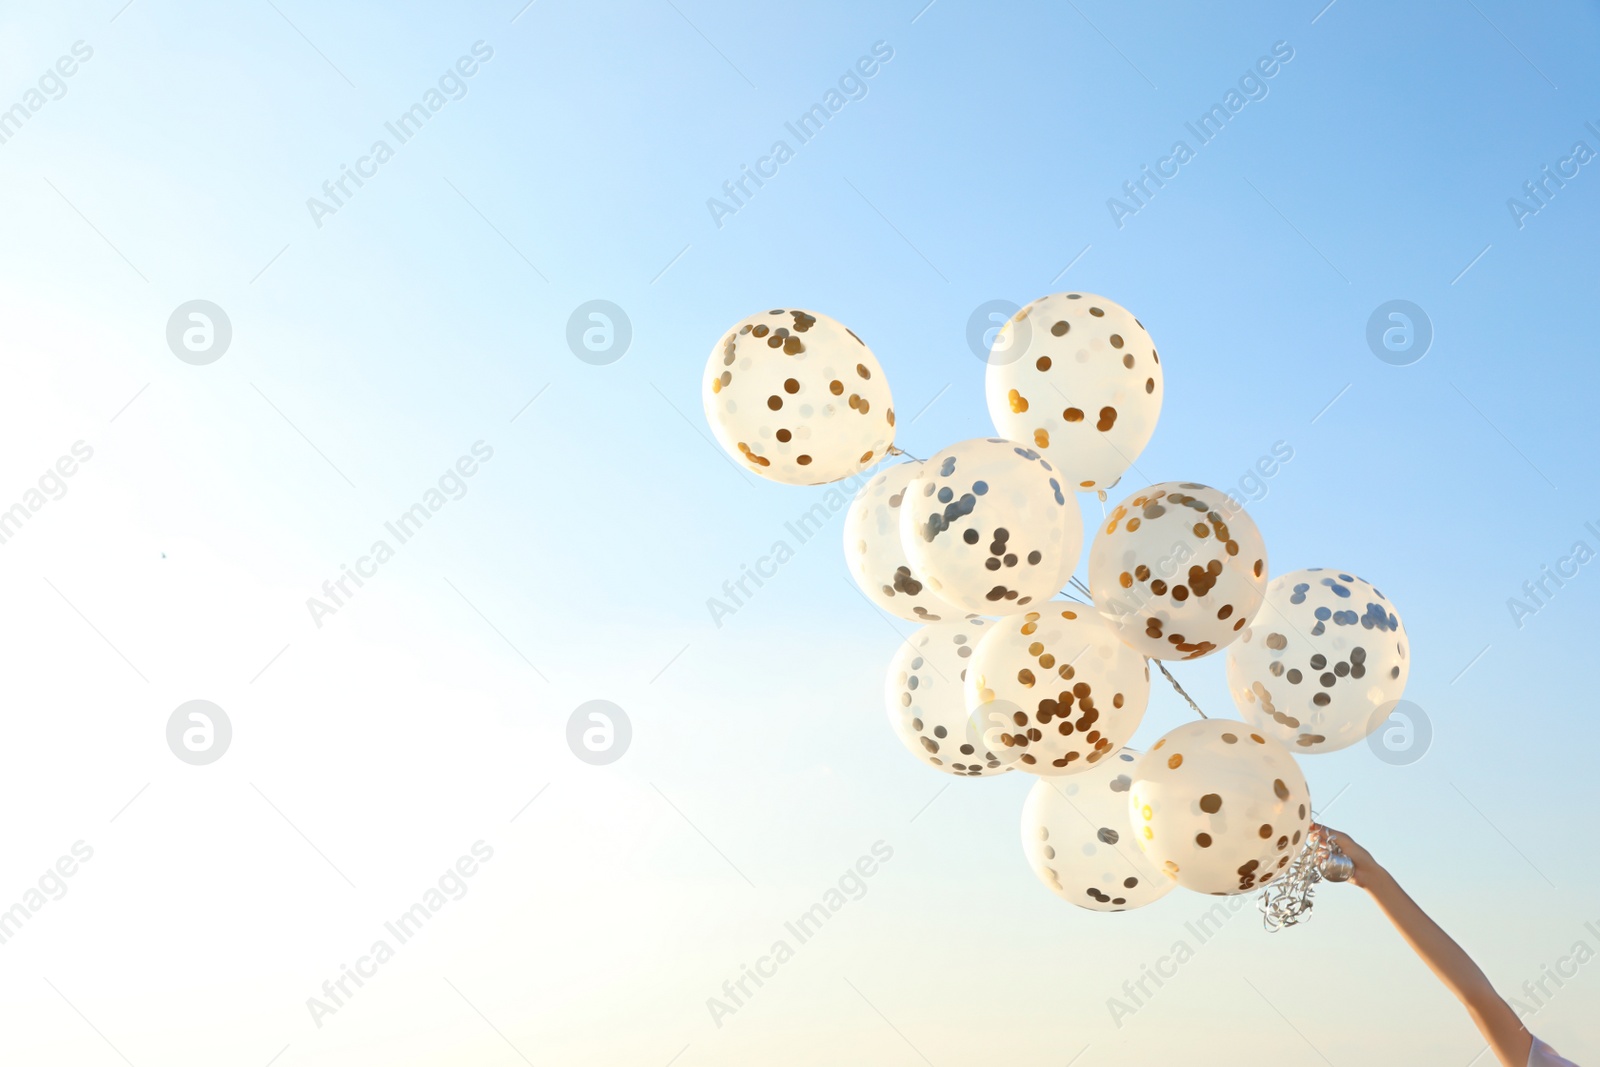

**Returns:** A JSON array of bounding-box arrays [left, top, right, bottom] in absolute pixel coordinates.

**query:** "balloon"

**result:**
[[900, 438, 1082, 615], [1021, 749, 1176, 912], [1226, 569, 1410, 753], [966, 602, 1150, 775], [885, 617, 1016, 777], [702, 308, 895, 485], [1088, 482, 1268, 660], [986, 292, 1163, 493], [1128, 720, 1311, 896], [843, 461, 961, 622]]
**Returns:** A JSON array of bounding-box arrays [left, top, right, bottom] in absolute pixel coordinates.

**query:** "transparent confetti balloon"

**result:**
[[966, 602, 1149, 775], [885, 617, 1018, 777], [702, 308, 895, 485], [1088, 482, 1268, 660], [1226, 569, 1410, 753], [1129, 720, 1311, 896], [986, 292, 1164, 493], [900, 438, 1082, 616], [1021, 749, 1176, 912], [843, 461, 961, 622]]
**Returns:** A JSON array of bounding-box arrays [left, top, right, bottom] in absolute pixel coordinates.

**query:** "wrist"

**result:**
[[1353, 863, 1392, 893]]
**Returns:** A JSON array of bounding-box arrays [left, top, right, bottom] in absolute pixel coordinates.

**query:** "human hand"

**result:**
[[1315, 825, 1385, 890]]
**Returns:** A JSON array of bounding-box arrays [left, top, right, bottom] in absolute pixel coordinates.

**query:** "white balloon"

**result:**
[[901, 438, 1082, 616], [885, 618, 1016, 777], [986, 292, 1163, 493], [1088, 482, 1268, 660], [843, 461, 961, 622], [1021, 749, 1176, 912], [703, 308, 895, 485], [1129, 720, 1311, 896], [1227, 569, 1410, 753], [966, 603, 1149, 775]]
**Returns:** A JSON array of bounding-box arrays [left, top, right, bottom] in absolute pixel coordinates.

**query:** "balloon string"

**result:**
[[1068, 575, 1203, 716], [1075, 579, 1209, 723], [888, 445, 925, 462], [1153, 659, 1209, 720]]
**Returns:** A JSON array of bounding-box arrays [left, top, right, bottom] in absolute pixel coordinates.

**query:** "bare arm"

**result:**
[[1322, 827, 1532, 1067]]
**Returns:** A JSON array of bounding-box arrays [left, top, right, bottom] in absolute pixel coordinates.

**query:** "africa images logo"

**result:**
[[305, 42, 495, 229], [305, 442, 495, 627], [705, 41, 894, 229], [1106, 41, 1295, 229]]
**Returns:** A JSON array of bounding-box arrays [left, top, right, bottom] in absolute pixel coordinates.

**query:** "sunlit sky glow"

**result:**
[[1, 1, 1597, 1064]]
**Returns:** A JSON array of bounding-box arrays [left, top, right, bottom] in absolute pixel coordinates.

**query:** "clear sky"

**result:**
[[1, 1, 1597, 1064]]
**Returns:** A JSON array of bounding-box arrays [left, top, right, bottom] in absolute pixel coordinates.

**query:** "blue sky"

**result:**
[[1, 1, 1597, 1064]]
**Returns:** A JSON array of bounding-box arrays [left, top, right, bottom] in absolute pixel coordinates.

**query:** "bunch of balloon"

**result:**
[[699, 295, 1413, 926]]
